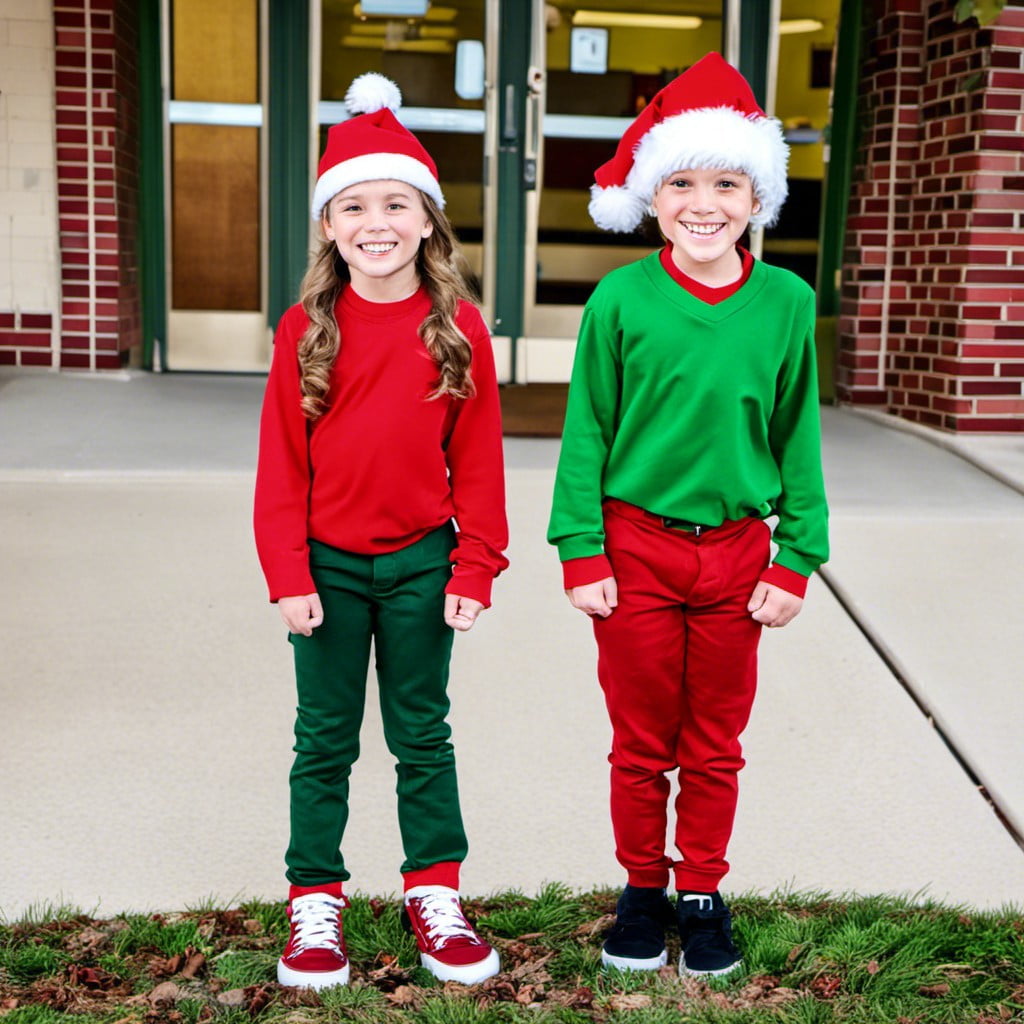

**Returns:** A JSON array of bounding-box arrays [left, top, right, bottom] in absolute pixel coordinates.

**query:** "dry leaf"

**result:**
[[481, 978, 519, 1002], [366, 958, 412, 992], [515, 983, 544, 1005], [384, 985, 419, 1008], [215, 989, 247, 1007], [607, 992, 652, 1011], [180, 954, 206, 980], [147, 982, 185, 1006], [65, 926, 111, 955], [508, 951, 555, 983], [547, 986, 593, 1009], [919, 983, 951, 998], [245, 984, 275, 1015], [810, 975, 842, 1000], [574, 914, 615, 939]]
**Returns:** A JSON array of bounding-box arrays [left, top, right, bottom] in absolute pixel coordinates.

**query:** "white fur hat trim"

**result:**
[[311, 152, 445, 220]]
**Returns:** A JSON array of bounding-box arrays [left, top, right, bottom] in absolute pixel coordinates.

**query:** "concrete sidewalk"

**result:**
[[1, 369, 1022, 918]]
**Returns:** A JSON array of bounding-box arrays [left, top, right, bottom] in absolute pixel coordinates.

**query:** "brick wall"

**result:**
[[53, 0, 140, 370], [0, 0, 60, 367], [838, 0, 1024, 432]]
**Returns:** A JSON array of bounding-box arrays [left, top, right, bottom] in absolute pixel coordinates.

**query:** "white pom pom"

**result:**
[[345, 73, 402, 116], [588, 184, 648, 233]]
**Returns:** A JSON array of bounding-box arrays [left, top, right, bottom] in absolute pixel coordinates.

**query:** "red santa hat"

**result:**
[[589, 52, 789, 233], [311, 73, 444, 220]]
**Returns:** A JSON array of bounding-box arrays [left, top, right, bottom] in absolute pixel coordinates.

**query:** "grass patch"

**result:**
[[0, 888, 1021, 1023], [111, 913, 205, 957]]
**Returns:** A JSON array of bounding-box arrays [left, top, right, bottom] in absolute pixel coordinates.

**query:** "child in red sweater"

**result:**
[[254, 73, 507, 990]]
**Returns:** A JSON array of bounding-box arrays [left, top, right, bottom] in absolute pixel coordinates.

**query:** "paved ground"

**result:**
[[1, 369, 1022, 919]]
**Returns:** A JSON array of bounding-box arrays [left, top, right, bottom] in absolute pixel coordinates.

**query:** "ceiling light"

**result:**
[[778, 18, 825, 33], [353, 2, 457, 20], [356, 0, 428, 15], [572, 10, 702, 30]]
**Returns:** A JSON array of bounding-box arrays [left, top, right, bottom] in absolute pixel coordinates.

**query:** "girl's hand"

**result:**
[[444, 594, 485, 632], [747, 581, 803, 628], [279, 593, 324, 636], [566, 577, 618, 618]]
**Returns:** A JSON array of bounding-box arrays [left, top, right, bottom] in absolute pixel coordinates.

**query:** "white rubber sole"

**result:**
[[277, 957, 350, 989], [420, 946, 500, 985], [601, 948, 668, 971], [678, 953, 742, 978]]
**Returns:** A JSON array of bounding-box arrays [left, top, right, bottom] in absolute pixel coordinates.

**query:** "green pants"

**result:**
[[285, 523, 468, 886]]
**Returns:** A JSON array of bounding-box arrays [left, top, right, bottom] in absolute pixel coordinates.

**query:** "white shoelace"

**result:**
[[414, 893, 477, 948], [289, 893, 345, 953]]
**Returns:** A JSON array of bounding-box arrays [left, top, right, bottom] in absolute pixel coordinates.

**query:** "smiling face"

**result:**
[[651, 167, 760, 287], [322, 179, 434, 301]]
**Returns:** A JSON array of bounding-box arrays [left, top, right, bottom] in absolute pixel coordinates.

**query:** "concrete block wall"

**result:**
[[0, 0, 60, 367], [838, 0, 1024, 432]]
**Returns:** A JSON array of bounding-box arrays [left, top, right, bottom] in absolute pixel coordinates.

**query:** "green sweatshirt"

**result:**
[[548, 252, 829, 579]]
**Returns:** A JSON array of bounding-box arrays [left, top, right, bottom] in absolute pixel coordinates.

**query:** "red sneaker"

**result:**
[[403, 886, 500, 984], [277, 884, 350, 989]]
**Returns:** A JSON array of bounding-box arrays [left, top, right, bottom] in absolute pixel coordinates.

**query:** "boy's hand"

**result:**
[[748, 582, 802, 628], [279, 593, 324, 636], [445, 594, 485, 632], [567, 577, 618, 618]]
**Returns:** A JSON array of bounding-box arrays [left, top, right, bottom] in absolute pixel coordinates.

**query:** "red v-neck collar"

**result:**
[[659, 244, 754, 304]]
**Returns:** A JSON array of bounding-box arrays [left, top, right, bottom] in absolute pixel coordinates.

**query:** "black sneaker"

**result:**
[[676, 891, 742, 977], [601, 885, 674, 970]]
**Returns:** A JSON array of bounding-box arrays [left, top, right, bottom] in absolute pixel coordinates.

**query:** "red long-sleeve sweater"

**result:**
[[254, 284, 508, 606]]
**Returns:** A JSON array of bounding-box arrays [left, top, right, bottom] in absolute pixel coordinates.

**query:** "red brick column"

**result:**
[[838, 1, 1024, 432], [54, 0, 140, 370]]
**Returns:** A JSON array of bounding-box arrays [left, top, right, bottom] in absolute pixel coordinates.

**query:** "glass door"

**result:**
[[317, 0, 492, 312], [521, 0, 838, 381], [163, 0, 268, 371]]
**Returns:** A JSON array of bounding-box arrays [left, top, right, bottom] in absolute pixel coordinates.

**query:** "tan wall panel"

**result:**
[[171, 124, 261, 311], [172, 0, 258, 103]]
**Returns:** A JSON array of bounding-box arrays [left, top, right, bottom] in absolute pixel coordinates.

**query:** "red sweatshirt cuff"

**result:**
[[445, 571, 493, 609], [562, 554, 614, 590], [759, 563, 809, 599]]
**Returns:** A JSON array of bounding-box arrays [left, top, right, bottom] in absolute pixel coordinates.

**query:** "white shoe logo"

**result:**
[[682, 894, 713, 911]]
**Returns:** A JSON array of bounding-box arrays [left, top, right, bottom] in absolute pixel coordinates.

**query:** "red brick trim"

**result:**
[[53, 0, 140, 371], [839, 1, 1024, 432], [0, 313, 57, 367]]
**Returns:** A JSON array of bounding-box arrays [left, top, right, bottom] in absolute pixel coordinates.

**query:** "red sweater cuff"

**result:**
[[759, 563, 809, 599], [445, 571, 493, 609], [267, 569, 317, 604], [562, 554, 614, 590]]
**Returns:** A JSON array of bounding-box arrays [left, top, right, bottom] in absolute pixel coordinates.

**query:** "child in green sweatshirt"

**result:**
[[548, 52, 828, 978]]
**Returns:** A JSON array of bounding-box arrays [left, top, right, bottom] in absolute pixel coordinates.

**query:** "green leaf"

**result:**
[[953, 0, 1007, 24], [962, 71, 986, 92]]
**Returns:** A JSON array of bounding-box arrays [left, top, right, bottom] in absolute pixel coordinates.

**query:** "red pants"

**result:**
[[594, 499, 770, 893]]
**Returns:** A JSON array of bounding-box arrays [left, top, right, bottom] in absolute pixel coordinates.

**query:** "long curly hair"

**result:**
[[296, 192, 476, 420]]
